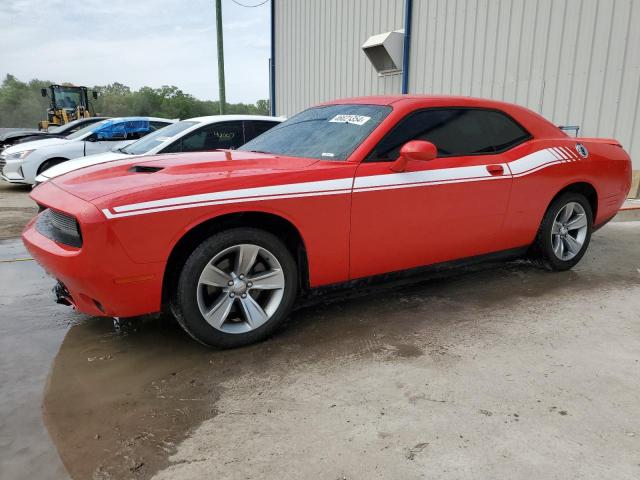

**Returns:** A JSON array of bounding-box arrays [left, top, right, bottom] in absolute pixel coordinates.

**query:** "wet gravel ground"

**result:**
[[1, 222, 640, 479], [0, 240, 69, 479], [0, 183, 38, 239]]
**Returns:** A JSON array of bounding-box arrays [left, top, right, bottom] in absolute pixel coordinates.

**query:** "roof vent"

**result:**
[[361, 30, 404, 75], [128, 165, 164, 174]]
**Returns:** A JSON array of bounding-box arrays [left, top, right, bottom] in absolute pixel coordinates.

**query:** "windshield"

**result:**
[[53, 86, 83, 110], [120, 121, 198, 155], [66, 119, 111, 140], [48, 118, 85, 134], [239, 104, 391, 160]]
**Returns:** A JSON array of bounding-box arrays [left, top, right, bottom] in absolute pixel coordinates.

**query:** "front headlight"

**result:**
[[6, 149, 34, 161], [35, 208, 83, 248]]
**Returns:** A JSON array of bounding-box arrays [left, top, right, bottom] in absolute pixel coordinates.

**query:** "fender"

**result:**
[[165, 203, 310, 259]]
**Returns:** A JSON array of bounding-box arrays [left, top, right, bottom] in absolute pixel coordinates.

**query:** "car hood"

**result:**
[[0, 129, 41, 141], [40, 151, 131, 179], [3, 136, 72, 153], [50, 151, 320, 203]]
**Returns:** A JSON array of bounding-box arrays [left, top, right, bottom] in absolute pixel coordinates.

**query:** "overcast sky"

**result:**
[[0, 0, 271, 103]]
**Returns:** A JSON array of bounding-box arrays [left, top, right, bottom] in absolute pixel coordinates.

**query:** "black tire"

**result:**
[[37, 157, 67, 175], [532, 192, 593, 271], [172, 228, 298, 348]]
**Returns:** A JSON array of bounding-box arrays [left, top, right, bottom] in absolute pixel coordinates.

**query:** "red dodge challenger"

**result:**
[[24, 96, 632, 348]]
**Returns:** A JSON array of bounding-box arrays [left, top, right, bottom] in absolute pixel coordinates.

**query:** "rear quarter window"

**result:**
[[481, 110, 531, 152]]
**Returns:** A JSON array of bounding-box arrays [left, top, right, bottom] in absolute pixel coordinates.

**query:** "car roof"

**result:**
[[323, 95, 562, 138], [72, 116, 109, 122], [102, 116, 177, 123], [324, 94, 531, 108], [72, 116, 109, 123], [184, 115, 285, 123], [53, 117, 109, 129]]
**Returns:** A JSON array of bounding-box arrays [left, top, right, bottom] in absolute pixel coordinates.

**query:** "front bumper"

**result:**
[[0, 155, 28, 184], [53, 281, 73, 306], [23, 182, 166, 317], [1, 172, 28, 184]]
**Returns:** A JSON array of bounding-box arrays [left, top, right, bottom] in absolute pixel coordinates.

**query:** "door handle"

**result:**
[[486, 164, 504, 175]]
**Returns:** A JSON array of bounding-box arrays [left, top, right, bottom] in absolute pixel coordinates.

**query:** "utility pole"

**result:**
[[215, 0, 226, 114]]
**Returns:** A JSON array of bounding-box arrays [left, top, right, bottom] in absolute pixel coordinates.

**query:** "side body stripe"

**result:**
[[352, 163, 506, 190], [101, 147, 580, 219], [112, 178, 353, 213]]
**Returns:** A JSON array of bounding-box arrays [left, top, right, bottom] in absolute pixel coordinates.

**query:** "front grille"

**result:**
[[36, 208, 83, 248], [0, 154, 6, 171], [50, 209, 78, 234]]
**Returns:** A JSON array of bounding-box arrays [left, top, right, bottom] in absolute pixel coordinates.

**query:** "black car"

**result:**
[[0, 117, 109, 149]]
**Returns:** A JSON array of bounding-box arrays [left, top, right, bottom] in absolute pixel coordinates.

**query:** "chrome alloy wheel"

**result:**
[[551, 202, 588, 261], [196, 243, 285, 334]]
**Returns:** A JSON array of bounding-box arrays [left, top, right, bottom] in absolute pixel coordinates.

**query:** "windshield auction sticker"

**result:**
[[329, 114, 371, 126]]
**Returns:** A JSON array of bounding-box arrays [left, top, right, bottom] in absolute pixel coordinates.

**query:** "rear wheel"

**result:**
[[532, 192, 593, 271], [172, 228, 298, 348]]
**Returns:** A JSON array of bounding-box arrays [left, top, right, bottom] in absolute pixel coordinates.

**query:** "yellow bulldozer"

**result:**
[[38, 84, 98, 130]]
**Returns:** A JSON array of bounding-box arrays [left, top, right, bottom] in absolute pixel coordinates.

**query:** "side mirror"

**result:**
[[390, 140, 437, 172], [41, 88, 48, 97]]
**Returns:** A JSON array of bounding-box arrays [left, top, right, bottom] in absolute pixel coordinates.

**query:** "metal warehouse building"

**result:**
[[270, 0, 640, 194]]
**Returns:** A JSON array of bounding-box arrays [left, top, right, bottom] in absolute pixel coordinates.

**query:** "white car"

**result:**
[[0, 117, 175, 185], [34, 115, 284, 185]]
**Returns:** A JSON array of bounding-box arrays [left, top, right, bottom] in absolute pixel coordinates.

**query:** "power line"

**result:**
[[230, 0, 269, 7]]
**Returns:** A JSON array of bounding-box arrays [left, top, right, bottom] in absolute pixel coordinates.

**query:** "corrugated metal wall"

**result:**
[[274, 0, 404, 115], [274, 0, 640, 168], [409, 0, 640, 168]]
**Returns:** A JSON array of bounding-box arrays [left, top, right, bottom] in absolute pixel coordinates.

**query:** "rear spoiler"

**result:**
[[558, 125, 622, 147], [575, 137, 622, 147], [559, 125, 580, 137]]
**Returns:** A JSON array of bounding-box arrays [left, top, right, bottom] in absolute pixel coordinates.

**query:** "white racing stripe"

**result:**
[[562, 146, 578, 160], [353, 164, 501, 190], [101, 146, 579, 219], [354, 174, 506, 193], [508, 148, 561, 175], [548, 148, 563, 161], [102, 189, 352, 219], [112, 178, 353, 213]]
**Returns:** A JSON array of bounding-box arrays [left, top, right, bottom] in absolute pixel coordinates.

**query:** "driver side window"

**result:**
[[366, 108, 525, 162], [93, 131, 127, 142], [180, 122, 244, 153], [87, 131, 124, 142]]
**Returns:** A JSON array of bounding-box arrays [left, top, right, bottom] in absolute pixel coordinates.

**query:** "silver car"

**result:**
[[34, 115, 284, 185], [1, 117, 175, 185]]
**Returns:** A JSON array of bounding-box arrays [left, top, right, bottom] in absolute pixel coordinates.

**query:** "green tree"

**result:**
[[0, 74, 271, 128], [0, 74, 50, 128]]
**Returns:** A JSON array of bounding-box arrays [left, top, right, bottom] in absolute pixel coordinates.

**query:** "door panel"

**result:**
[[83, 140, 113, 156], [349, 155, 512, 279]]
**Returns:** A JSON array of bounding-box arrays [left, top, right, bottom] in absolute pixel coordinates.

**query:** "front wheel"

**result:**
[[37, 157, 67, 176], [532, 192, 593, 271], [172, 228, 298, 348]]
